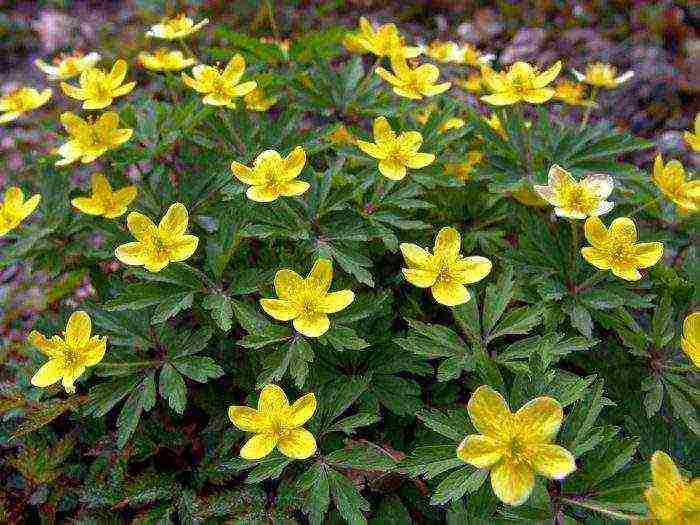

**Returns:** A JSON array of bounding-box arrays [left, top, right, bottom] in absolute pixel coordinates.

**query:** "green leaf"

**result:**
[[288, 337, 314, 388], [328, 469, 370, 525], [328, 413, 381, 435], [416, 408, 472, 442], [116, 373, 155, 448], [482, 266, 515, 335], [401, 445, 463, 479], [298, 463, 330, 525], [231, 298, 271, 333], [320, 325, 370, 352], [202, 293, 233, 332], [487, 306, 542, 342], [159, 363, 187, 415], [430, 467, 488, 506], [569, 303, 593, 338], [151, 291, 194, 324], [172, 356, 225, 383], [239, 324, 292, 349]]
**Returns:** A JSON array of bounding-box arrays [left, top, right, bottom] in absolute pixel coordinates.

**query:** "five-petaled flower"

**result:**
[[181, 55, 257, 108], [0, 187, 41, 236], [35, 52, 101, 81], [572, 63, 633, 89], [652, 155, 699, 214], [232, 147, 309, 203], [228, 384, 317, 460], [0, 87, 52, 124], [481, 61, 562, 105], [244, 87, 277, 112], [580, 216, 663, 281], [55, 111, 133, 166], [343, 17, 421, 58], [357, 116, 435, 180], [644, 450, 699, 523], [29, 311, 106, 394], [376, 53, 451, 100], [61, 59, 136, 110], [400, 227, 492, 306], [423, 40, 493, 66], [138, 49, 196, 72], [684, 114, 700, 152], [260, 258, 354, 338], [71, 172, 138, 219], [682, 312, 699, 368], [115, 203, 199, 273], [457, 385, 576, 506], [534, 164, 614, 219], [553, 80, 595, 107], [146, 13, 209, 40]]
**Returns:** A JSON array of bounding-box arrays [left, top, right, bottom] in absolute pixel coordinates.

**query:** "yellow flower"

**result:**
[[511, 185, 548, 208], [423, 41, 493, 66], [459, 43, 494, 67], [228, 384, 317, 460], [357, 116, 435, 181], [0, 87, 52, 124], [457, 386, 576, 506], [34, 52, 101, 80], [484, 112, 506, 138], [244, 87, 277, 112], [71, 173, 138, 219], [61, 60, 136, 110], [400, 227, 492, 306], [260, 258, 354, 338], [181, 55, 257, 108], [644, 451, 699, 523], [573, 63, 633, 89], [376, 54, 451, 100], [138, 49, 196, 72], [682, 312, 699, 367], [581, 216, 663, 281], [115, 203, 199, 273], [534, 164, 614, 219], [684, 114, 700, 152], [344, 17, 421, 58], [231, 147, 309, 203], [652, 155, 699, 214], [29, 311, 106, 394], [481, 61, 562, 106], [327, 124, 356, 146], [553, 80, 595, 107], [414, 107, 464, 133], [55, 112, 133, 166], [146, 13, 209, 40], [445, 151, 483, 182], [0, 187, 41, 236], [459, 72, 484, 93], [440, 117, 465, 133]]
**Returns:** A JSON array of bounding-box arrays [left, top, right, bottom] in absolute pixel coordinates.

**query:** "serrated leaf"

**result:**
[[159, 363, 187, 415], [173, 356, 225, 383], [202, 293, 233, 332], [430, 467, 488, 506]]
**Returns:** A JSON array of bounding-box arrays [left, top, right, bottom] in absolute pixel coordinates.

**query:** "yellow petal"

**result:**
[[581, 246, 611, 270], [491, 460, 535, 506], [453, 256, 492, 284], [82, 337, 106, 366], [222, 54, 245, 84], [260, 298, 299, 321], [109, 59, 128, 87], [633, 242, 663, 268], [240, 433, 278, 460], [533, 61, 562, 88], [228, 406, 271, 432], [247, 185, 280, 202], [115, 241, 146, 266], [108, 186, 138, 217], [231, 161, 262, 185], [650, 451, 683, 494], [608, 217, 637, 244], [277, 428, 317, 459], [20, 194, 41, 218], [434, 227, 461, 258], [481, 92, 521, 106], [402, 268, 437, 288], [400, 243, 432, 267], [306, 258, 332, 295], [457, 434, 503, 468], [289, 393, 317, 427], [644, 486, 677, 522], [467, 385, 511, 439], [31, 359, 64, 388], [72, 196, 105, 216], [521, 88, 555, 104], [279, 180, 310, 197], [611, 265, 642, 281], [168, 235, 198, 262], [258, 384, 289, 412], [431, 280, 470, 306], [373, 116, 394, 143], [527, 444, 576, 479], [405, 152, 435, 169], [61, 366, 83, 393], [127, 212, 157, 241], [28, 331, 64, 358], [316, 290, 354, 314], [282, 146, 306, 180], [274, 269, 304, 299], [65, 311, 91, 348], [513, 396, 563, 444], [158, 203, 189, 238], [293, 313, 330, 338], [357, 139, 387, 160], [378, 159, 407, 180]]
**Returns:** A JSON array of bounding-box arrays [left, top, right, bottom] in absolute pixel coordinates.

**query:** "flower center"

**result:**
[[603, 237, 634, 266], [561, 184, 598, 213], [504, 438, 530, 464]]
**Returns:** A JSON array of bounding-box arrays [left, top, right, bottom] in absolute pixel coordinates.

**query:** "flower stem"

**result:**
[[579, 86, 598, 131], [629, 195, 662, 218], [559, 497, 642, 521], [514, 103, 534, 183], [569, 219, 580, 274]]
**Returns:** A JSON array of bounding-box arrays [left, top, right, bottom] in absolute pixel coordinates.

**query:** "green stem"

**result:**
[[629, 195, 662, 218], [164, 71, 179, 103], [559, 497, 642, 521], [569, 219, 580, 276], [579, 86, 598, 131], [514, 103, 534, 183]]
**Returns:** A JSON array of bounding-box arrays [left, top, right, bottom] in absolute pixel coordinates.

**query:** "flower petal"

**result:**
[[158, 203, 189, 238], [231, 161, 263, 185], [357, 140, 387, 160], [378, 159, 407, 180], [457, 434, 504, 468], [481, 92, 521, 106], [533, 61, 562, 89], [521, 88, 555, 104], [293, 313, 330, 338], [608, 217, 637, 243], [247, 185, 280, 202], [633, 242, 663, 268], [527, 444, 576, 479], [373, 116, 394, 143], [282, 146, 306, 180], [228, 406, 271, 432], [491, 460, 535, 506], [222, 54, 245, 84], [317, 290, 354, 314], [582, 173, 614, 199], [306, 258, 333, 295], [168, 235, 198, 262], [289, 393, 317, 427], [405, 152, 435, 169], [72, 196, 104, 216], [434, 227, 461, 258], [453, 256, 492, 284], [611, 265, 641, 281], [127, 212, 157, 241], [513, 396, 563, 444], [240, 433, 278, 460], [65, 311, 91, 348], [28, 331, 64, 358], [582, 247, 612, 269], [260, 298, 299, 321], [274, 269, 304, 299], [583, 216, 608, 247], [31, 359, 64, 388], [115, 241, 146, 266], [82, 337, 106, 366], [467, 385, 512, 439], [258, 384, 289, 412], [403, 268, 438, 288], [279, 181, 310, 197], [432, 280, 470, 306], [277, 428, 317, 459], [400, 243, 432, 267], [109, 59, 128, 87]]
